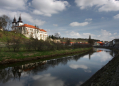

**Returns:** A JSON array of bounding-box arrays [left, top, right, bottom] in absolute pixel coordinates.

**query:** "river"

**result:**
[[0, 48, 115, 86]]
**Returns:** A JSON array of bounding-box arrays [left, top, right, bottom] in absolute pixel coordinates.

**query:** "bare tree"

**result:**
[[0, 15, 12, 31], [0, 16, 7, 31], [11, 38, 21, 52], [6, 38, 11, 51], [54, 33, 60, 39]]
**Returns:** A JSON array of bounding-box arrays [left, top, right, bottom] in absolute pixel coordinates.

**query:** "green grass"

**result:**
[[0, 30, 28, 42], [0, 49, 91, 69], [0, 48, 92, 61], [60, 39, 88, 43]]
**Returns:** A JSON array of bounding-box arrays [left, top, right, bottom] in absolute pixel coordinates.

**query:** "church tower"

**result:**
[[17, 14, 24, 26], [12, 17, 17, 26]]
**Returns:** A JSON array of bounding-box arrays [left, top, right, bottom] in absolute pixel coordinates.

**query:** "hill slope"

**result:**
[[0, 31, 28, 42]]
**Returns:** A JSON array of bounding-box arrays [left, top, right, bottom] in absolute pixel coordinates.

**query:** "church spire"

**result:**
[[12, 16, 16, 23], [18, 14, 23, 23]]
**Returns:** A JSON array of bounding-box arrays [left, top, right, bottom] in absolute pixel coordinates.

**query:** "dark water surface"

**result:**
[[0, 48, 115, 86]]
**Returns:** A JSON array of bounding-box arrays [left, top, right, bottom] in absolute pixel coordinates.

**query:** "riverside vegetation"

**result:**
[[0, 31, 92, 63]]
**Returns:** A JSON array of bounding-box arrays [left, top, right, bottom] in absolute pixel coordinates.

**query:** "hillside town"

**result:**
[[94, 39, 119, 48], [1, 0, 119, 86], [0, 16, 119, 48]]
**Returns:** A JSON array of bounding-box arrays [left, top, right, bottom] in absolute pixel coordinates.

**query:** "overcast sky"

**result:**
[[0, 0, 119, 41]]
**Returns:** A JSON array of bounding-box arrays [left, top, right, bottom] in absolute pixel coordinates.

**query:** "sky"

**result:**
[[0, 0, 119, 41]]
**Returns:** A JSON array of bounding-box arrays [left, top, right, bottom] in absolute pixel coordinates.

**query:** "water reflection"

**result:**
[[0, 54, 87, 84], [31, 73, 64, 86], [69, 64, 88, 69], [0, 48, 116, 86]]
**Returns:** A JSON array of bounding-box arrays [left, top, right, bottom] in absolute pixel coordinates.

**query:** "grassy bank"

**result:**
[[0, 47, 92, 64], [0, 49, 92, 69], [0, 31, 28, 42]]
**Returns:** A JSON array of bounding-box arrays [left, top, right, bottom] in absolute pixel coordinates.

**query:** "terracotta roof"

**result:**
[[17, 24, 47, 32], [97, 41, 103, 43], [39, 29, 47, 32], [97, 50, 102, 52]]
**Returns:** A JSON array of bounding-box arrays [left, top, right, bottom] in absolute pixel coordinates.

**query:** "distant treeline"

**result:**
[[2, 37, 92, 52], [48, 35, 100, 42]]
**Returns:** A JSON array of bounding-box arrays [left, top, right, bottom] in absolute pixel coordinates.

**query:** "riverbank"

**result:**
[[0, 48, 92, 64], [81, 48, 119, 86]]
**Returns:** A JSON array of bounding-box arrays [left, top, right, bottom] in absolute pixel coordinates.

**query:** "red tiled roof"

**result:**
[[39, 29, 47, 32], [17, 24, 47, 32], [97, 41, 103, 43], [97, 50, 102, 52]]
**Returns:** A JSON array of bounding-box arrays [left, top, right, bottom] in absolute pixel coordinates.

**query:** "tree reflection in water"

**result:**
[[0, 52, 93, 83]]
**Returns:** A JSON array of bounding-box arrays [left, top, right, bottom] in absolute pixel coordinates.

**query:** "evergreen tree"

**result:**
[[88, 35, 94, 45], [51, 35, 54, 39], [66, 39, 71, 45]]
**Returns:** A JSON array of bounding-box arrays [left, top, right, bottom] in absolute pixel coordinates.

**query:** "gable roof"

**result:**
[[17, 24, 47, 32]]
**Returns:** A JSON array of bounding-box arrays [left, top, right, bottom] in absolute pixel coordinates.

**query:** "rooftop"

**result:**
[[17, 24, 47, 32]]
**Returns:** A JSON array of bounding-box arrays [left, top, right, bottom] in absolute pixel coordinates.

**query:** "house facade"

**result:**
[[112, 39, 119, 47], [12, 16, 47, 41]]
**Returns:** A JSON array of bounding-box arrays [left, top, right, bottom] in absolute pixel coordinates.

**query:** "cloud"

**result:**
[[98, 0, 119, 12], [66, 31, 81, 37], [76, 81, 84, 86], [91, 51, 112, 62], [82, 55, 89, 59], [53, 24, 58, 26], [85, 18, 92, 21], [1, 80, 25, 86], [66, 29, 119, 41], [114, 33, 117, 35], [0, 0, 27, 10], [70, 22, 89, 26], [32, 0, 69, 17], [66, 31, 94, 38], [101, 29, 112, 36], [0, 9, 45, 26], [96, 29, 112, 41], [20, 13, 46, 26], [113, 14, 119, 19], [83, 33, 94, 36], [69, 64, 88, 69], [101, 17, 105, 19], [75, 0, 119, 12], [32, 73, 64, 86]]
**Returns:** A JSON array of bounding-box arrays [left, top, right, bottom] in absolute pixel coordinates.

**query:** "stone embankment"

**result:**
[[81, 47, 119, 86]]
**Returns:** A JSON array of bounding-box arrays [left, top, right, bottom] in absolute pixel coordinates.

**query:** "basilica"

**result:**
[[12, 16, 48, 41]]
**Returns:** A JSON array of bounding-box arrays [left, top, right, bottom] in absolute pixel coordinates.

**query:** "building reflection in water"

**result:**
[[0, 49, 107, 83], [0, 53, 91, 82]]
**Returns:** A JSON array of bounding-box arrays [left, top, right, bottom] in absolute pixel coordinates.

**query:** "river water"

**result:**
[[0, 48, 115, 86]]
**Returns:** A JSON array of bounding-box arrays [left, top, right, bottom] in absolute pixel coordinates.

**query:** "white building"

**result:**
[[12, 16, 48, 41], [0, 27, 3, 31]]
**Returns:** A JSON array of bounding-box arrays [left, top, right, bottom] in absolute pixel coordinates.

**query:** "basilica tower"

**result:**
[[17, 15, 24, 26], [12, 17, 17, 26]]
